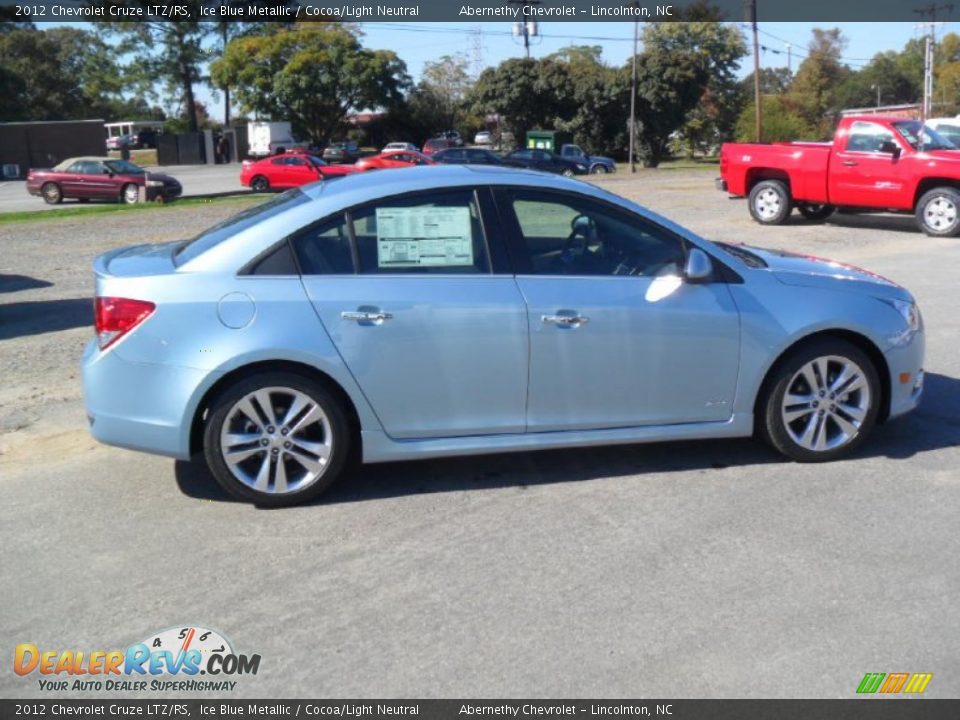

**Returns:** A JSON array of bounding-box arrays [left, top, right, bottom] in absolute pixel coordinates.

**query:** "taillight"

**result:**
[[94, 297, 155, 350]]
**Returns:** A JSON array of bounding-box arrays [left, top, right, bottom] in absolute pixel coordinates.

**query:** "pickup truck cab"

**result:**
[[561, 144, 616, 174], [718, 115, 960, 236]]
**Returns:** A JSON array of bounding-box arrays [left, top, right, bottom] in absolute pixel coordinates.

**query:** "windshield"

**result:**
[[308, 155, 327, 167], [894, 120, 956, 151], [175, 189, 311, 265], [104, 160, 145, 175]]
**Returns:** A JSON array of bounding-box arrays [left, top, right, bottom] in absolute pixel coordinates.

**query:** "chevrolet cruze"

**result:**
[[82, 166, 925, 506]]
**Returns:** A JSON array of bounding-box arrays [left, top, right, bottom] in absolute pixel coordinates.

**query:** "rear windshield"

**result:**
[[175, 189, 311, 265]]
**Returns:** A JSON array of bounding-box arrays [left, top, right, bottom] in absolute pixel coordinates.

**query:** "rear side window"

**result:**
[[289, 215, 355, 275], [352, 190, 490, 274], [176, 189, 311, 266]]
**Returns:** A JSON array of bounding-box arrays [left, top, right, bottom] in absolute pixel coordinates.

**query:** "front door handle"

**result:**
[[542, 313, 589, 327], [341, 310, 393, 323], [842, 160, 858, 167]]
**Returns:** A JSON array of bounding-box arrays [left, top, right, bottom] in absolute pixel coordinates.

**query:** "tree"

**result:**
[[735, 96, 816, 142], [211, 24, 409, 143], [421, 53, 473, 134], [547, 46, 628, 155], [470, 58, 576, 146], [789, 28, 853, 134], [741, 67, 794, 96], [104, 5, 212, 132]]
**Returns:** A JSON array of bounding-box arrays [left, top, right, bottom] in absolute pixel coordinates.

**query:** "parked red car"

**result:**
[[241, 153, 357, 192], [354, 150, 435, 171], [718, 114, 960, 236], [26, 157, 182, 205]]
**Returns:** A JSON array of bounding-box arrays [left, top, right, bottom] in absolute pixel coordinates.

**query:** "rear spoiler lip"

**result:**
[[93, 241, 181, 278]]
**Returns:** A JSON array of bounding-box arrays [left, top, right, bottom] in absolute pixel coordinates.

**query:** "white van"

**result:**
[[247, 122, 308, 157]]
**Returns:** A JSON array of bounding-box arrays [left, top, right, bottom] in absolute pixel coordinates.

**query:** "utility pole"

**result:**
[[914, 3, 954, 121], [746, 0, 761, 141], [629, 16, 639, 173], [509, 0, 541, 58], [786, 43, 792, 73]]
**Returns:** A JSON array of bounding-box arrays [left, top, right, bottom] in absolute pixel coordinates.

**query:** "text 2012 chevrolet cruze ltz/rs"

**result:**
[[82, 166, 925, 506]]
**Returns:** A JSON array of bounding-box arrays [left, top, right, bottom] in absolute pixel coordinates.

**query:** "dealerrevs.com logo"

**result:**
[[14, 626, 261, 693]]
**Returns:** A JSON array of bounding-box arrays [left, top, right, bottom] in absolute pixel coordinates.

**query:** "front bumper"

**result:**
[[884, 331, 925, 420]]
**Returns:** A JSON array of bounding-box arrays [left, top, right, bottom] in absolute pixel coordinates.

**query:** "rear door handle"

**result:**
[[542, 313, 589, 327], [341, 310, 393, 323]]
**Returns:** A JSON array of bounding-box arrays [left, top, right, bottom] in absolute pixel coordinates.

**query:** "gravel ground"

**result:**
[[1, 170, 959, 699]]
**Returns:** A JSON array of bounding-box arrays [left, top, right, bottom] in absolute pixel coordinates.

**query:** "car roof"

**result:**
[[53, 157, 115, 170]]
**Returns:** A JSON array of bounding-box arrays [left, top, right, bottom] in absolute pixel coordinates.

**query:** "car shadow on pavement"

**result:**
[[0, 274, 54, 294], [785, 212, 919, 234], [0, 298, 91, 340], [173, 372, 960, 507]]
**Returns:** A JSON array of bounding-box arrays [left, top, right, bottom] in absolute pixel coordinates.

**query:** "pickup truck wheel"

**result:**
[[590, 165, 607, 175], [797, 203, 835, 221], [748, 179, 791, 225], [41, 183, 63, 205], [916, 187, 960, 237]]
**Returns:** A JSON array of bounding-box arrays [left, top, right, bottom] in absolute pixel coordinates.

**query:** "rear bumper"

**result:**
[[715, 177, 728, 192], [82, 340, 216, 460]]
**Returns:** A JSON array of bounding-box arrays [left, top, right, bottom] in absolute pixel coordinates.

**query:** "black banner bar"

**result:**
[[0, 0, 956, 22], [2, 701, 960, 720]]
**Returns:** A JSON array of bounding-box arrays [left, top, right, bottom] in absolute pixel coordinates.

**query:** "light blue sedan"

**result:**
[[82, 166, 925, 506]]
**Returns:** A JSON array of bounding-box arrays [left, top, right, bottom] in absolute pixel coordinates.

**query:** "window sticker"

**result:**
[[375, 206, 474, 267]]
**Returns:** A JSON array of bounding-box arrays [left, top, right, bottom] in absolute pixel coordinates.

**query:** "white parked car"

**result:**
[[474, 131, 492, 145], [382, 142, 419, 152]]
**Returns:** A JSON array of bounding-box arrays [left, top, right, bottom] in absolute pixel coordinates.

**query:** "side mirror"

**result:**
[[879, 140, 901, 158], [684, 248, 713, 282]]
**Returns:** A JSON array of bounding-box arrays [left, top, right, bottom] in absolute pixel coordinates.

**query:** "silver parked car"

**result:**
[[82, 166, 925, 506]]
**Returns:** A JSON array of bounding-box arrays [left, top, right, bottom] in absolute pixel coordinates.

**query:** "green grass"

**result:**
[[106, 148, 159, 166], [0, 194, 261, 226], [614, 157, 719, 173]]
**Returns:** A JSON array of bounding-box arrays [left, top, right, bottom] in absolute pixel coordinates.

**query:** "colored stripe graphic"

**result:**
[[879, 673, 909, 693], [857, 673, 885, 694], [904, 673, 933, 694]]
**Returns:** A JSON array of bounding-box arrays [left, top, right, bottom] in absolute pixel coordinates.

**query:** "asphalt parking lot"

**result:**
[[1, 169, 958, 699]]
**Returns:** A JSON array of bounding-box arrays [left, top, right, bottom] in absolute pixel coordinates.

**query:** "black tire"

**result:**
[[561, 168, 575, 178], [121, 183, 139, 205], [251, 175, 269, 192], [748, 179, 791, 225], [916, 187, 960, 237], [590, 165, 608, 175], [797, 203, 835, 221], [759, 338, 880, 463], [78, 198, 90, 204], [41, 182, 62, 205], [203, 371, 351, 507]]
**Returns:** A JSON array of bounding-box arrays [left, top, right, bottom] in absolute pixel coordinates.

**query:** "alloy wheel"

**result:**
[[220, 386, 333, 495], [780, 355, 872, 453]]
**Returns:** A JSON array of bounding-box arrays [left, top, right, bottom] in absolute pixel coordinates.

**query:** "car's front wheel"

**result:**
[[41, 182, 62, 205], [916, 187, 960, 236], [760, 339, 880, 462], [121, 183, 139, 205], [251, 175, 269, 192], [203, 372, 350, 506], [748, 179, 791, 225]]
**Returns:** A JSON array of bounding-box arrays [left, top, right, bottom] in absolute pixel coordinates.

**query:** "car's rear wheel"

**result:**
[[251, 175, 269, 192], [203, 372, 350, 506], [748, 179, 791, 225], [916, 187, 960, 236], [760, 339, 880, 462], [591, 165, 608, 175], [41, 183, 62, 205], [121, 183, 139, 205], [797, 203, 835, 221], [562, 168, 575, 178]]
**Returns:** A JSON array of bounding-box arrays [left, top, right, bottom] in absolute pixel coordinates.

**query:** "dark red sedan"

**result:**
[[241, 153, 357, 192], [26, 157, 182, 205], [354, 150, 435, 171]]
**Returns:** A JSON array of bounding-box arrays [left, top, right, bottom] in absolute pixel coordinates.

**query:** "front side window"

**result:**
[[509, 189, 685, 277], [352, 190, 490, 274], [845, 121, 896, 153]]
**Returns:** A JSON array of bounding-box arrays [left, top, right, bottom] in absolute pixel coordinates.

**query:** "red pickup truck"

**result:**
[[717, 115, 960, 236]]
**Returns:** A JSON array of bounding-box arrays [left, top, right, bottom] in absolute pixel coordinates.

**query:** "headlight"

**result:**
[[145, 180, 163, 188], [575, 164, 586, 171], [890, 298, 921, 332]]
